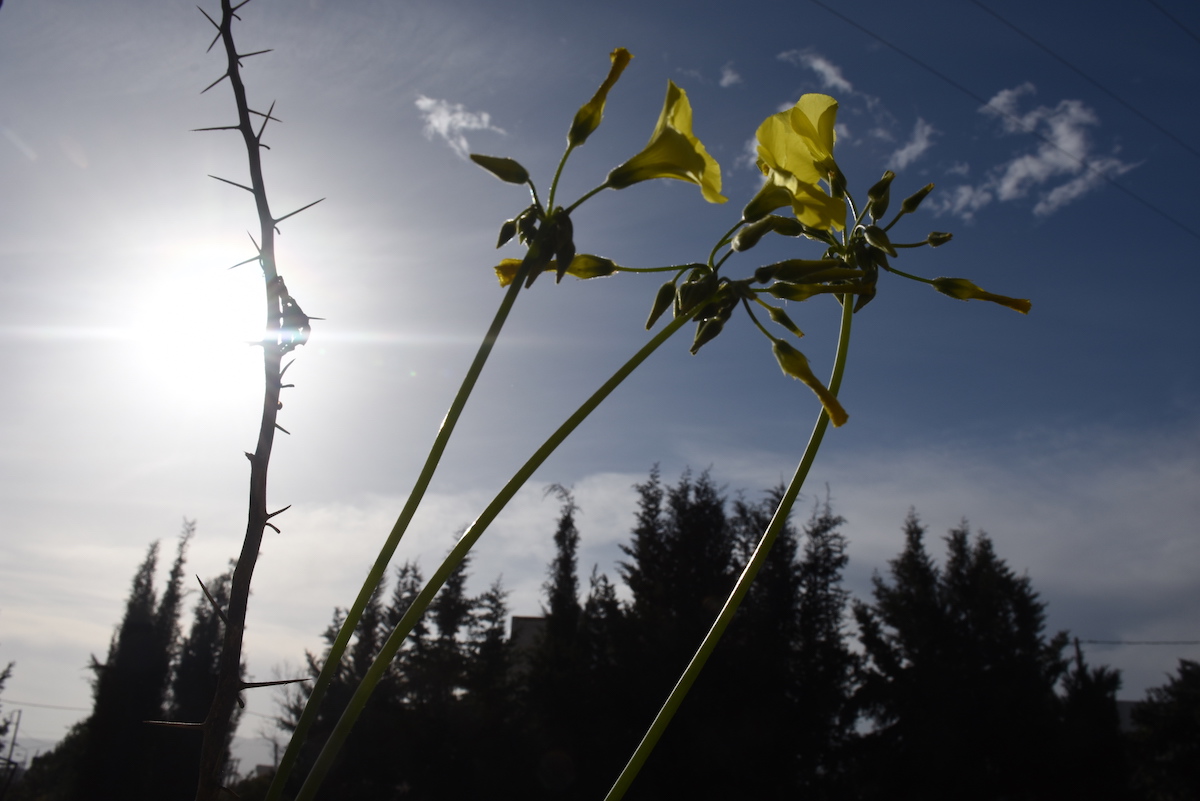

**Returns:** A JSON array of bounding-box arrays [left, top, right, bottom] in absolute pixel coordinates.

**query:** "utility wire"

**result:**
[[1145, 0, 1200, 46], [1080, 640, 1200, 646], [971, 0, 1200, 161], [806, 0, 1200, 243], [0, 698, 90, 712]]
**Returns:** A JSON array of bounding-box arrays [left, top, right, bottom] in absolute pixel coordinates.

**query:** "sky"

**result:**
[[1, 0, 1198, 770]]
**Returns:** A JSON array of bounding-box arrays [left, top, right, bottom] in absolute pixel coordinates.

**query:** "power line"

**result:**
[[1145, 0, 1200, 46], [0, 698, 89, 712], [970, 0, 1200, 161], [1080, 640, 1200, 646], [806, 0, 1200, 243]]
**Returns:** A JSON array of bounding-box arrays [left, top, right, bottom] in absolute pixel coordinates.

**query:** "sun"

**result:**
[[126, 253, 267, 414]]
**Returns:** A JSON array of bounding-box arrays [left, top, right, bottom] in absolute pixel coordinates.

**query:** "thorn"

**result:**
[[144, 719, 206, 729], [280, 383, 294, 389], [201, 72, 231, 94], [232, 0, 254, 11], [275, 422, 291, 435], [228, 254, 261, 271], [265, 521, 280, 534], [197, 6, 220, 31], [191, 124, 241, 133], [247, 232, 261, 253], [208, 174, 255, 193], [244, 451, 254, 462], [237, 48, 273, 60], [280, 359, 295, 378], [254, 100, 279, 141], [197, 576, 229, 625], [273, 197, 325, 225], [240, 677, 309, 690], [237, 694, 245, 709], [265, 505, 292, 521]]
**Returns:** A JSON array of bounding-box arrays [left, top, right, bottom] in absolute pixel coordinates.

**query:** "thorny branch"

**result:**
[[191, 1, 319, 798]]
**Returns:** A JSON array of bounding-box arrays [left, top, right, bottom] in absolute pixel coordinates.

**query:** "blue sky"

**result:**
[[2, 0, 1198, 766]]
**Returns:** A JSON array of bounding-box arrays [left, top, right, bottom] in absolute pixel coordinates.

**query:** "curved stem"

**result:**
[[547, 144, 575, 211], [293, 309, 698, 801], [603, 292, 854, 801], [564, 181, 611, 215], [265, 272, 526, 801]]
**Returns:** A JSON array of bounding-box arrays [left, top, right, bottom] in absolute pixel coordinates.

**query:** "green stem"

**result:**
[[293, 310, 699, 801], [602, 292, 854, 801], [564, 181, 611, 215], [264, 272, 526, 801]]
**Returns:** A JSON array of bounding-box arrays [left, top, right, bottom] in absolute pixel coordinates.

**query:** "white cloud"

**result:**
[[936, 84, 1137, 220], [777, 50, 854, 93], [888, 118, 937, 170], [719, 61, 742, 88], [414, 95, 506, 159]]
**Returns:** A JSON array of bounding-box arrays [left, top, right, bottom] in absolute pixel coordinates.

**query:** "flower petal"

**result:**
[[607, 81, 727, 203]]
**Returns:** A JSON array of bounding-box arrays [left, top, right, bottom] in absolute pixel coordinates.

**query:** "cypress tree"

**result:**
[[852, 514, 1069, 801]]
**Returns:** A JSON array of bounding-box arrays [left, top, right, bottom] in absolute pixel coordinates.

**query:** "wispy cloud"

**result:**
[[778, 49, 853, 93], [414, 95, 505, 159], [888, 118, 937, 170], [934, 84, 1137, 220], [719, 61, 742, 88]]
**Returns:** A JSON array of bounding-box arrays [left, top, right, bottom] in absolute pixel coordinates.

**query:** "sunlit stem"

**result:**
[[603, 291, 854, 801], [547, 144, 576, 211], [564, 181, 611, 215], [264, 264, 529, 801], [292, 309, 701, 801]]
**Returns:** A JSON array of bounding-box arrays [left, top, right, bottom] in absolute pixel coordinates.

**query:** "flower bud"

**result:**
[[646, 282, 676, 329], [689, 318, 724, 354], [771, 340, 848, 426], [932, 277, 1031, 314], [927, 231, 953, 247], [866, 170, 895, 220], [767, 305, 804, 338], [565, 254, 618, 280], [861, 224, 897, 257], [553, 212, 575, 283], [732, 217, 774, 252], [756, 259, 844, 284], [675, 272, 717, 316], [568, 48, 633, 147], [469, 154, 530, 185], [900, 183, 935, 214], [496, 218, 518, 248]]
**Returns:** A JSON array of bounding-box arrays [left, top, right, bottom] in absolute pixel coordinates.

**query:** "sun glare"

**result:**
[[127, 258, 266, 412]]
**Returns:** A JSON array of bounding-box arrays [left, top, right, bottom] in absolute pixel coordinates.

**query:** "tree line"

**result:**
[[8, 469, 1198, 800]]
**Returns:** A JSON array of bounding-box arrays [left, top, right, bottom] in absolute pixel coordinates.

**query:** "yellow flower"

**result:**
[[751, 94, 846, 230], [493, 254, 619, 287], [568, 48, 633, 147], [607, 81, 727, 204], [756, 94, 840, 187], [744, 167, 847, 230]]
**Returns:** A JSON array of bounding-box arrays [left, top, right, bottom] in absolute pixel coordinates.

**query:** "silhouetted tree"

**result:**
[[1057, 639, 1130, 799], [852, 513, 1069, 801], [1130, 659, 1200, 801], [152, 564, 242, 800], [78, 523, 192, 801]]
